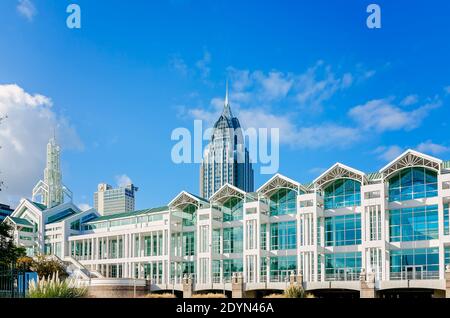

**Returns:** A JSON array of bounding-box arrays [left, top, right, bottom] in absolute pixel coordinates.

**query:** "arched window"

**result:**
[[269, 188, 297, 216], [388, 167, 438, 202], [324, 179, 361, 209], [222, 197, 243, 221]]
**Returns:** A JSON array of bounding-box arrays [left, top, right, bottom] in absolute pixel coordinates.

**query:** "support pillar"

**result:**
[[360, 269, 378, 298], [232, 272, 245, 298], [445, 265, 450, 298], [183, 274, 193, 298]]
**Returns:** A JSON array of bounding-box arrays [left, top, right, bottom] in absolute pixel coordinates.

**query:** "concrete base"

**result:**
[[88, 285, 147, 298], [182, 276, 194, 298]]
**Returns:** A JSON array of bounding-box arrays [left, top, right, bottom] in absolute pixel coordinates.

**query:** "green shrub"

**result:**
[[284, 284, 305, 298], [264, 293, 285, 298], [145, 293, 177, 298], [31, 255, 68, 279], [16, 256, 34, 271], [28, 272, 87, 298], [191, 293, 227, 298]]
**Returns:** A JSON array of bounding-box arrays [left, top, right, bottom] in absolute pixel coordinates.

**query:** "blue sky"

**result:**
[[0, 0, 449, 210]]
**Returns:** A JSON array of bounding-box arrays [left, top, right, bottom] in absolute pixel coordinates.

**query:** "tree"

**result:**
[[16, 256, 34, 271], [0, 222, 26, 266], [31, 255, 68, 279]]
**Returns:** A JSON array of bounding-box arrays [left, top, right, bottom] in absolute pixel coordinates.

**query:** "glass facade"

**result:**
[[212, 229, 220, 253], [261, 224, 267, 250], [388, 167, 438, 202], [324, 179, 361, 209], [182, 204, 197, 226], [325, 252, 361, 281], [325, 214, 361, 246], [270, 221, 297, 250], [389, 205, 438, 242], [223, 259, 243, 281], [445, 247, 450, 266], [270, 256, 297, 282], [223, 227, 243, 253], [222, 197, 243, 221], [183, 232, 195, 256], [269, 188, 296, 216], [445, 203, 450, 236], [390, 248, 439, 280]]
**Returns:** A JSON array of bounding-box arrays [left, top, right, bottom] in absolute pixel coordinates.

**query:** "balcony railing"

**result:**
[[390, 271, 439, 280], [325, 272, 360, 281]]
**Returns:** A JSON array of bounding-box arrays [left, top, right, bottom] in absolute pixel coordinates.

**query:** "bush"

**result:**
[[284, 284, 305, 298], [191, 293, 227, 298], [31, 255, 67, 279], [16, 256, 34, 271], [282, 284, 315, 298], [145, 293, 177, 298], [28, 272, 87, 298], [264, 293, 285, 298]]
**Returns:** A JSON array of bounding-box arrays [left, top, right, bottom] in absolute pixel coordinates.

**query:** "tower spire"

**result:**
[[225, 80, 229, 106], [223, 80, 232, 118]]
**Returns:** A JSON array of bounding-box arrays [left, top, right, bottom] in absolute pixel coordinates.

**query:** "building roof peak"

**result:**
[[222, 80, 232, 118]]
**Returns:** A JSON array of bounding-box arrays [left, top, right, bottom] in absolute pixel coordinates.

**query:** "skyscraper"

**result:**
[[200, 82, 254, 198], [32, 135, 72, 208], [94, 183, 138, 216]]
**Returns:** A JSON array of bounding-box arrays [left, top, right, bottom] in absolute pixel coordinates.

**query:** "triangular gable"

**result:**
[[379, 149, 441, 178], [209, 183, 246, 203], [168, 191, 208, 209], [10, 199, 43, 219], [257, 173, 305, 197], [313, 163, 365, 189]]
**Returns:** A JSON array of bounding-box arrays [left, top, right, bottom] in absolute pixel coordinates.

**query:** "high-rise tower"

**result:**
[[32, 134, 72, 208], [200, 82, 254, 198]]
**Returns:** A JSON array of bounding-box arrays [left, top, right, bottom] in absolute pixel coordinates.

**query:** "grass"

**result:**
[[284, 284, 305, 298], [191, 293, 227, 298], [28, 272, 87, 298], [263, 285, 315, 298], [264, 293, 286, 298], [145, 293, 177, 298]]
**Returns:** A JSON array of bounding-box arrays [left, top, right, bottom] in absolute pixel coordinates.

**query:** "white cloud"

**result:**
[[252, 71, 293, 100], [17, 0, 36, 22], [169, 55, 188, 76], [226, 62, 362, 112], [373, 145, 404, 162], [115, 174, 132, 187], [348, 98, 441, 132], [195, 50, 211, 79], [294, 62, 353, 111], [77, 203, 92, 212], [187, 103, 360, 149], [400, 94, 419, 106], [0, 84, 83, 206], [170, 50, 212, 80], [445, 86, 450, 95], [373, 140, 449, 163], [416, 140, 449, 155]]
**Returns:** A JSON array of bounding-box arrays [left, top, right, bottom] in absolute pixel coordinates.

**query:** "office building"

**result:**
[[200, 83, 254, 199], [94, 183, 138, 216]]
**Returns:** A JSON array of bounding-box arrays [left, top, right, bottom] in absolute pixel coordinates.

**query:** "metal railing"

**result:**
[[390, 271, 439, 280], [0, 265, 27, 298], [325, 272, 360, 281]]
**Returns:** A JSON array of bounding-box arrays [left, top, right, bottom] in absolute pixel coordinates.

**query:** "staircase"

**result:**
[[63, 256, 92, 280]]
